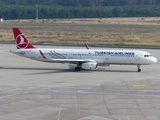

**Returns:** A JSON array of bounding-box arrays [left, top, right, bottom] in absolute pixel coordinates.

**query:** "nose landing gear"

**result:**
[[137, 65, 141, 72]]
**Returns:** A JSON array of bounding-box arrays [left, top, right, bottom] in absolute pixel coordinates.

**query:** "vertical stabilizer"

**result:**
[[12, 28, 35, 49]]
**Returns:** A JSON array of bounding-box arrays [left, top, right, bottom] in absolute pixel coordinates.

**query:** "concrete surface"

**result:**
[[0, 44, 160, 120]]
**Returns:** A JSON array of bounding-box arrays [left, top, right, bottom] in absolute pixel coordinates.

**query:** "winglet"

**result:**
[[12, 28, 35, 49], [85, 43, 90, 49]]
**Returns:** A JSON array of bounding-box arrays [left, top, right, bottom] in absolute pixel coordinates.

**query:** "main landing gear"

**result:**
[[137, 65, 141, 72], [74, 67, 80, 71], [74, 63, 82, 71]]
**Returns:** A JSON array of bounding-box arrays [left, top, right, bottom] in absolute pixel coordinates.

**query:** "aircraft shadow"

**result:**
[[0, 66, 71, 74], [0, 67, 62, 71], [0, 66, 137, 74], [0, 66, 91, 74], [94, 68, 137, 73]]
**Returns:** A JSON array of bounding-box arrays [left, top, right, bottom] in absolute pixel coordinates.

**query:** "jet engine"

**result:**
[[81, 62, 98, 70]]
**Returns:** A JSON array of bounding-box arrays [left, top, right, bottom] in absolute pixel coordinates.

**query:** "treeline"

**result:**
[[0, 0, 160, 6], [0, 5, 160, 19]]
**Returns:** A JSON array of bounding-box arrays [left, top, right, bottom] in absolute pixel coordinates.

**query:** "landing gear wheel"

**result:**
[[74, 67, 80, 71], [137, 68, 141, 72], [137, 65, 141, 72]]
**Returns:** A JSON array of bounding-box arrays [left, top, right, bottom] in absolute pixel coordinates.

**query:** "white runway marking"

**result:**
[[0, 86, 48, 99]]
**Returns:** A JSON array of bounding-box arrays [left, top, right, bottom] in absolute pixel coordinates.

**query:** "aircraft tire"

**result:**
[[137, 68, 141, 72], [75, 67, 80, 71]]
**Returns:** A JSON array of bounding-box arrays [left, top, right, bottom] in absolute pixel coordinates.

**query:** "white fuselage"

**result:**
[[10, 48, 157, 65]]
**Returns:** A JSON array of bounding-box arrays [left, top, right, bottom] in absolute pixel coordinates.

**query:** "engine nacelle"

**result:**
[[81, 62, 98, 70], [99, 63, 110, 66]]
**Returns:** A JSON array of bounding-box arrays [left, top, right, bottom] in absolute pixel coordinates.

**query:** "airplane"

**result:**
[[10, 28, 157, 72]]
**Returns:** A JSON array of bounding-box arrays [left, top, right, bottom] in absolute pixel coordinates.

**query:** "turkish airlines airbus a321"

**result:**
[[10, 28, 157, 72]]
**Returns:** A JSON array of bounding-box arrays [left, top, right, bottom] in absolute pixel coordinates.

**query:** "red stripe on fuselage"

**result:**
[[39, 50, 46, 58]]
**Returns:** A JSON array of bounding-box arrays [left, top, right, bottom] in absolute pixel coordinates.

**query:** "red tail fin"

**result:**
[[12, 28, 35, 49]]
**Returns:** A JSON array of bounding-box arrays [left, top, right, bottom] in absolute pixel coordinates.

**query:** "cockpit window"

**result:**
[[144, 55, 152, 57]]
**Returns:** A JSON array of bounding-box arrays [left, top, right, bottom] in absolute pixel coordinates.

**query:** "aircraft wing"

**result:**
[[52, 59, 95, 63]]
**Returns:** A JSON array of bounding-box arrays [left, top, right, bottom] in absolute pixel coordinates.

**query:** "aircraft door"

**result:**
[[123, 57, 130, 64], [27, 50, 35, 59], [69, 52, 73, 59], [135, 53, 140, 61], [77, 53, 81, 59], [31, 50, 35, 59], [104, 54, 109, 61]]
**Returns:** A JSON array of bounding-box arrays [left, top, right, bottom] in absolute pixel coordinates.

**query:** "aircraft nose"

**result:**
[[152, 57, 157, 63]]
